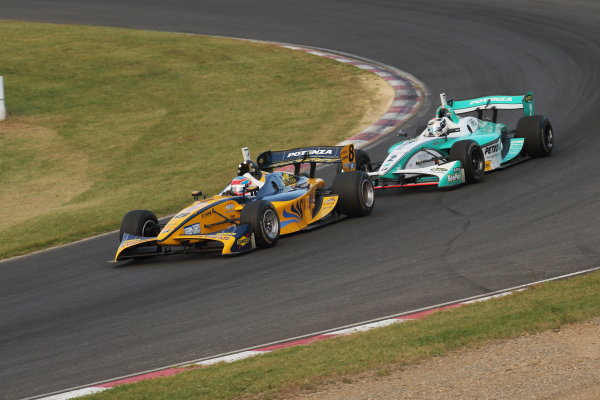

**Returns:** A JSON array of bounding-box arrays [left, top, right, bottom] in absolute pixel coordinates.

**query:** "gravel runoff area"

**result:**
[[288, 318, 600, 400]]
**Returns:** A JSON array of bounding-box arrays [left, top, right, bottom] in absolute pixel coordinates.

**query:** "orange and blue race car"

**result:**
[[115, 145, 374, 261]]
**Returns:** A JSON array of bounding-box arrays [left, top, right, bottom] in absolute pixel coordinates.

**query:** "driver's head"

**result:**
[[427, 117, 448, 137], [230, 176, 251, 196]]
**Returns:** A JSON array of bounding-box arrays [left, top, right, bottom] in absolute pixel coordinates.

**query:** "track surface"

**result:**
[[2, 1, 600, 398]]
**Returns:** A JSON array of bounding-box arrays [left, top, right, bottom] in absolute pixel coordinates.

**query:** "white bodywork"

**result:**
[[369, 116, 505, 179]]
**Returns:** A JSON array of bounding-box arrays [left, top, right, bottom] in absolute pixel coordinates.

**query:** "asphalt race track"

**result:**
[[2, 1, 600, 398]]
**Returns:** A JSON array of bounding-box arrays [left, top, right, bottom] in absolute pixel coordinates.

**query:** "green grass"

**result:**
[[0, 21, 382, 259], [84, 270, 600, 400]]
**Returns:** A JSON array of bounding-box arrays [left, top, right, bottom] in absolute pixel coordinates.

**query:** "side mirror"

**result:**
[[192, 190, 203, 201]]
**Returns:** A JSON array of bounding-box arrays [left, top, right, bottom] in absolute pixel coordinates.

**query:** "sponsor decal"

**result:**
[[282, 174, 297, 186], [454, 167, 462, 173], [225, 204, 234, 210], [174, 212, 190, 218], [380, 138, 438, 173], [183, 223, 200, 235], [118, 233, 157, 249], [469, 97, 513, 105], [485, 160, 493, 171], [467, 119, 478, 131], [161, 228, 171, 234], [211, 234, 235, 241], [407, 149, 442, 169], [201, 210, 213, 218], [447, 174, 461, 182], [286, 149, 334, 158], [121, 238, 143, 247], [484, 144, 499, 155], [324, 197, 336, 204], [236, 235, 251, 247], [343, 162, 356, 170], [431, 167, 448, 172], [381, 154, 397, 168], [416, 152, 433, 163], [524, 94, 533, 103]]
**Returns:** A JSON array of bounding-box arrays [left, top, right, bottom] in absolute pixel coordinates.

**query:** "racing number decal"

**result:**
[[341, 144, 356, 172]]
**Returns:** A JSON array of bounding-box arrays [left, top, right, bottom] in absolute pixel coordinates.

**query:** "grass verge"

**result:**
[[0, 21, 389, 259], [84, 269, 600, 400]]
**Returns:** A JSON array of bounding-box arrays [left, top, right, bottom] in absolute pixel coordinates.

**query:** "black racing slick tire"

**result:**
[[119, 210, 159, 241], [516, 115, 554, 157], [355, 149, 372, 172], [449, 140, 485, 183], [240, 200, 280, 248], [333, 171, 375, 217]]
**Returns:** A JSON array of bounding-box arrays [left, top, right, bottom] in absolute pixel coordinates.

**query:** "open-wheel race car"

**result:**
[[115, 145, 374, 261], [366, 92, 554, 189]]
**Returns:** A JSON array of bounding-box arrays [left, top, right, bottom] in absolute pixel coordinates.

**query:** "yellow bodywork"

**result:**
[[271, 177, 338, 235], [115, 174, 340, 261]]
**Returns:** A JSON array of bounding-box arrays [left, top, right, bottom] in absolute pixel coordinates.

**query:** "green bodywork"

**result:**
[[378, 92, 534, 184]]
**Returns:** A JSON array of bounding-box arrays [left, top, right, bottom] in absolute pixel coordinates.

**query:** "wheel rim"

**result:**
[[360, 179, 375, 208], [262, 208, 279, 240], [544, 127, 554, 151], [472, 150, 484, 176], [141, 220, 156, 237]]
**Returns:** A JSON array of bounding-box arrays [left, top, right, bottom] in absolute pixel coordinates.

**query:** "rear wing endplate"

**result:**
[[257, 144, 356, 174], [449, 92, 534, 116]]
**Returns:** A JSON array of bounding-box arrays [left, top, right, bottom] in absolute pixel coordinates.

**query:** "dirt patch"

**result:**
[[287, 318, 600, 400]]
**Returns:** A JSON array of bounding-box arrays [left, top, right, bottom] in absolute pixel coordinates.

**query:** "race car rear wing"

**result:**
[[256, 144, 356, 177], [448, 92, 534, 119]]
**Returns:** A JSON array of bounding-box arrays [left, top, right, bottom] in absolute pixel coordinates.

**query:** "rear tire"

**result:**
[[240, 201, 280, 248], [355, 149, 372, 172], [516, 115, 554, 157], [333, 171, 375, 217], [449, 140, 485, 183], [119, 210, 159, 241]]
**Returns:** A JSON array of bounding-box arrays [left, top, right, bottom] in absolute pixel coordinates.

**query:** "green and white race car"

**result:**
[[367, 92, 554, 189]]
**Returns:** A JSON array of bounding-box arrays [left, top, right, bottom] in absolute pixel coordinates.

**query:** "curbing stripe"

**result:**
[[254, 335, 334, 352], [261, 41, 427, 149], [195, 350, 267, 366], [33, 295, 507, 400], [96, 368, 186, 388], [35, 388, 107, 400]]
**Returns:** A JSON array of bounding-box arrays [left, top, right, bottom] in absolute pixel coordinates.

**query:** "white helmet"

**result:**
[[427, 117, 449, 137]]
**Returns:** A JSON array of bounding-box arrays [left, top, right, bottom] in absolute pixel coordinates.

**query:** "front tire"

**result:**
[[333, 171, 375, 217], [119, 210, 159, 241], [449, 140, 485, 183], [240, 201, 280, 248], [516, 115, 554, 157]]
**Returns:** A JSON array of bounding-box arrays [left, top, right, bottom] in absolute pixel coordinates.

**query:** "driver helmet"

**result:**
[[427, 117, 449, 137], [230, 176, 251, 196]]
